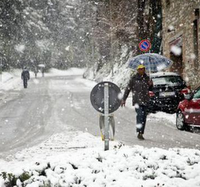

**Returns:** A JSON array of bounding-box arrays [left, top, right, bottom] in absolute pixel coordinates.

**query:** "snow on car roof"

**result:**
[[150, 71, 180, 77]]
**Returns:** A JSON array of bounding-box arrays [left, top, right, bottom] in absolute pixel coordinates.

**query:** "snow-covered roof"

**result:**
[[150, 71, 180, 77]]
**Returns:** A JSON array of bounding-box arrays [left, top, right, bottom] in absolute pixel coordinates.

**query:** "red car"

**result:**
[[176, 86, 200, 131]]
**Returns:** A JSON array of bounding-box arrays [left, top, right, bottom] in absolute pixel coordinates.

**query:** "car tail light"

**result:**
[[149, 91, 155, 97], [180, 86, 191, 95]]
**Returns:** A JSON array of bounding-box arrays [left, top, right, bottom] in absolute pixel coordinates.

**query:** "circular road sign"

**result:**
[[139, 39, 151, 52], [90, 81, 121, 114]]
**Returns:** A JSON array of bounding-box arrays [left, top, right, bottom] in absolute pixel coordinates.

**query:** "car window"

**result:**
[[151, 76, 184, 86], [193, 88, 200, 99]]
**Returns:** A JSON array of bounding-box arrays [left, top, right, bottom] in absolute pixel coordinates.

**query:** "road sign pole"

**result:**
[[90, 81, 121, 151], [104, 83, 109, 151]]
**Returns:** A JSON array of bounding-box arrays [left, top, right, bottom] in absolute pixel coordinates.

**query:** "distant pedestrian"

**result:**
[[21, 67, 30, 88], [34, 67, 38, 78], [41, 68, 44, 77], [121, 65, 153, 140]]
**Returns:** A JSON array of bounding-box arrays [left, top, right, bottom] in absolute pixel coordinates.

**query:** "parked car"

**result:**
[[147, 72, 190, 113], [176, 86, 200, 131]]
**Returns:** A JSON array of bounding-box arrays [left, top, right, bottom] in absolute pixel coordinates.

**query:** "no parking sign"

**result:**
[[139, 39, 151, 52]]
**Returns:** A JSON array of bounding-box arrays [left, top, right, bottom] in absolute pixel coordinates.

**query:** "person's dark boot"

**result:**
[[137, 133, 145, 140]]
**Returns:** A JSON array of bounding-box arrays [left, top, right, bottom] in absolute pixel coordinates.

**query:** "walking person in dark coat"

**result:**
[[21, 67, 30, 88], [121, 64, 153, 140]]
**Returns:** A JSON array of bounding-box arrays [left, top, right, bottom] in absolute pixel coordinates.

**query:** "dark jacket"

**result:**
[[21, 70, 30, 80], [123, 73, 151, 106]]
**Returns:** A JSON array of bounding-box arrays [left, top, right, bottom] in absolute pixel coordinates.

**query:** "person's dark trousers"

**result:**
[[23, 78, 28, 88], [135, 105, 147, 134]]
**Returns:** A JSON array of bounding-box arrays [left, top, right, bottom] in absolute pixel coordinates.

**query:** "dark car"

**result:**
[[176, 86, 200, 131], [147, 72, 190, 113]]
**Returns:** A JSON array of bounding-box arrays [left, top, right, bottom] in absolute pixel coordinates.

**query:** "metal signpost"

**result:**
[[90, 81, 121, 151], [104, 83, 109, 150]]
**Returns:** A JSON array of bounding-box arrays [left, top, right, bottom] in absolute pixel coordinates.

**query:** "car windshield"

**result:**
[[152, 76, 184, 86]]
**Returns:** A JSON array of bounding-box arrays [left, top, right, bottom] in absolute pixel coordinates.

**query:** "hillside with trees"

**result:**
[[0, 0, 162, 76]]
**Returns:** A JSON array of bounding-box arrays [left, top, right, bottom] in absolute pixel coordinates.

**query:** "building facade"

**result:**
[[162, 0, 200, 87]]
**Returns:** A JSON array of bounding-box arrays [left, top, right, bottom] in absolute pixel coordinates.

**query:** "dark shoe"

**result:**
[[137, 133, 145, 140]]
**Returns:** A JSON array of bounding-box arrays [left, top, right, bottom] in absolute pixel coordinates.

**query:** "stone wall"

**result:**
[[162, 0, 200, 88]]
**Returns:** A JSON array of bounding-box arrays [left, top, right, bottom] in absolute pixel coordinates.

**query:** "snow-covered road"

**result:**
[[0, 73, 200, 159], [1, 70, 200, 187]]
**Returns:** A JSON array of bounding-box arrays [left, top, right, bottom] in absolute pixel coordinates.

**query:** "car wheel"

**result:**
[[176, 110, 187, 130]]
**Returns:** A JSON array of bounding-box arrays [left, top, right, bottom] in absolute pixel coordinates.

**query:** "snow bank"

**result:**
[[83, 61, 133, 89], [0, 70, 23, 91], [0, 131, 200, 187]]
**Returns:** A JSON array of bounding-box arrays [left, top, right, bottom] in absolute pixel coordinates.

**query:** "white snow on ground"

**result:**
[[47, 68, 86, 77], [74, 77, 96, 89], [0, 131, 200, 187], [1, 68, 200, 187], [0, 69, 36, 92], [148, 112, 176, 125], [0, 68, 86, 92], [83, 60, 134, 89], [0, 70, 23, 91]]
